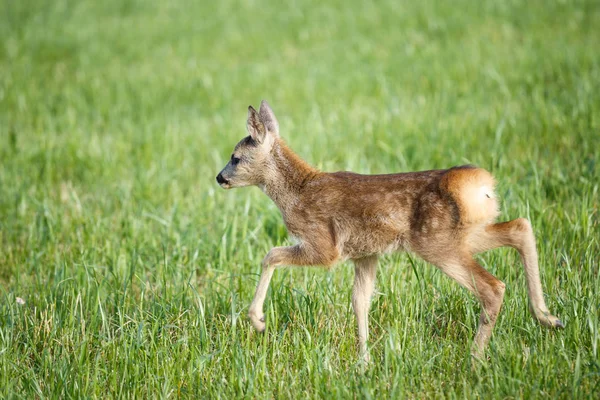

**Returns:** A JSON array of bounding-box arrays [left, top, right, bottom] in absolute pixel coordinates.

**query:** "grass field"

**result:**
[[1, 0, 599, 397]]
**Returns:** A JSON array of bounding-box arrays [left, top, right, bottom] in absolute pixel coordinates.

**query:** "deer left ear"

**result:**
[[259, 100, 279, 137], [247, 105, 266, 143]]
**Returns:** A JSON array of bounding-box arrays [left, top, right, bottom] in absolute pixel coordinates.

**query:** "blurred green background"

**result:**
[[1, 0, 598, 398]]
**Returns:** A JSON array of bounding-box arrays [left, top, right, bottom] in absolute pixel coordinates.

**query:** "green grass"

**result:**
[[1, 0, 599, 397]]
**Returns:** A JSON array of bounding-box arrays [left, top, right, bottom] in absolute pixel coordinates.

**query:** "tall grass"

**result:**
[[1, 0, 598, 397]]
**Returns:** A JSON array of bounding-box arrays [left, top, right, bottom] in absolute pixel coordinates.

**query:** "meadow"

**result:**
[[0, 0, 599, 397]]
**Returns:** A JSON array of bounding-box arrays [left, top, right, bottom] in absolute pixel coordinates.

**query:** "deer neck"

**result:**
[[260, 139, 319, 213]]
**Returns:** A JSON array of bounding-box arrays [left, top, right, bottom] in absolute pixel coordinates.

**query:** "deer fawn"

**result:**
[[216, 100, 563, 362]]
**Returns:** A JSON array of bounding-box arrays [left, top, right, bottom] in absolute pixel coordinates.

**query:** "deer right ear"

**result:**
[[247, 105, 266, 144]]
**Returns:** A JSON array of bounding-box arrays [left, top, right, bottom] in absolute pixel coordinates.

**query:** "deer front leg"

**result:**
[[248, 261, 275, 332], [352, 256, 378, 364], [248, 244, 339, 332]]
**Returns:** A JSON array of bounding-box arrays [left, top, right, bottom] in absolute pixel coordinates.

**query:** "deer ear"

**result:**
[[247, 105, 266, 143], [259, 100, 279, 137]]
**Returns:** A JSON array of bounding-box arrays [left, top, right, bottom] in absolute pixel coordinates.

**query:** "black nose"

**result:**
[[216, 173, 228, 185]]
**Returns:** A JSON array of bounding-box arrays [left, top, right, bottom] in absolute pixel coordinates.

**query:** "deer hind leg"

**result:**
[[351, 255, 378, 363], [248, 243, 339, 332], [431, 255, 506, 357], [469, 218, 563, 328]]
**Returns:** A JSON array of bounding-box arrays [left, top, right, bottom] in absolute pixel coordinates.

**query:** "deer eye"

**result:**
[[231, 155, 241, 166]]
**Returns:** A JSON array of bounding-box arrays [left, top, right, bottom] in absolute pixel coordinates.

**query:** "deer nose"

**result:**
[[216, 173, 228, 185]]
